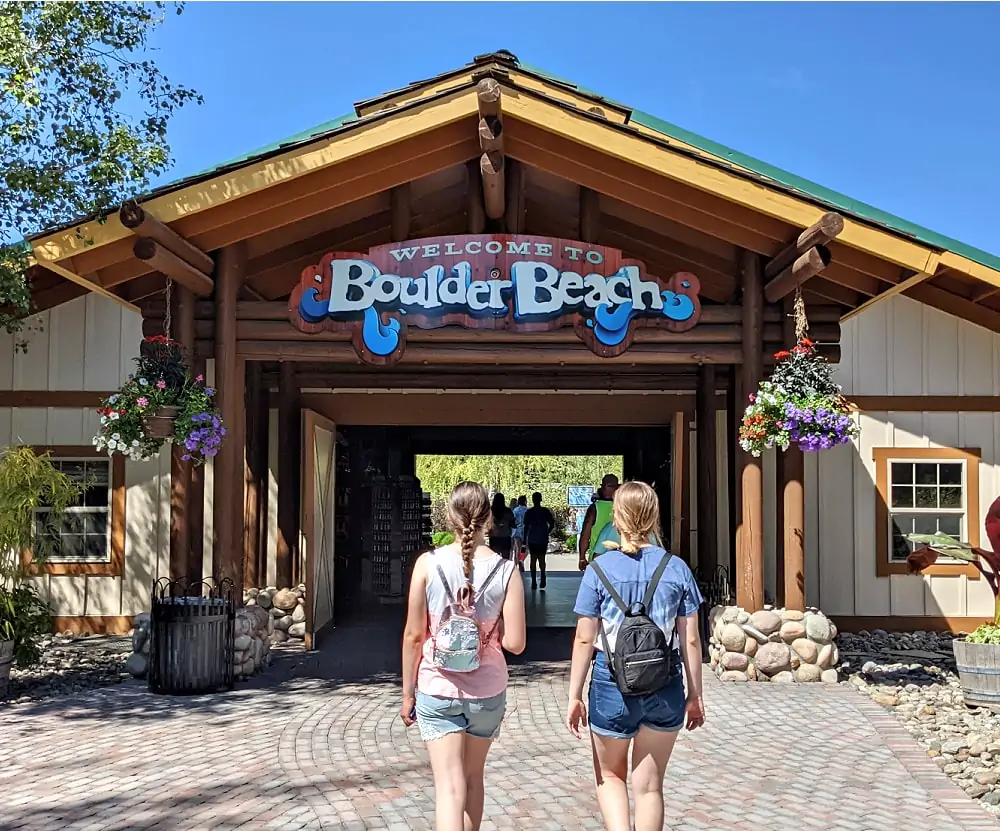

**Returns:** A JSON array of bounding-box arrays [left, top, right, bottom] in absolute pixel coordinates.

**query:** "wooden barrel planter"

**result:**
[[953, 638, 1000, 710], [145, 405, 180, 439], [0, 639, 14, 698]]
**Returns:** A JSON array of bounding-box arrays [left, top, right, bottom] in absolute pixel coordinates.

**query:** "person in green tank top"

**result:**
[[577, 474, 619, 571]]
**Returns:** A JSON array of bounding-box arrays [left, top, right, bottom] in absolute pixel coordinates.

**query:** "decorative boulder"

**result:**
[[754, 642, 792, 677]]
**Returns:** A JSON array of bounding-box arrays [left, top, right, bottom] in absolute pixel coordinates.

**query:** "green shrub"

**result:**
[[967, 624, 1000, 645], [566, 534, 578, 552], [431, 531, 455, 547]]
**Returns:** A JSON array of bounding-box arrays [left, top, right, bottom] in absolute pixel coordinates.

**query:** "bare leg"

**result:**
[[426, 732, 467, 831], [631, 726, 679, 831], [462, 734, 493, 831], [590, 732, 631, 831]]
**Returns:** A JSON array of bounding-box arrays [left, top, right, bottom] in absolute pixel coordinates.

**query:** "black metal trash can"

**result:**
[[697, 566, 732, 661], [149, 578, 235, 695]]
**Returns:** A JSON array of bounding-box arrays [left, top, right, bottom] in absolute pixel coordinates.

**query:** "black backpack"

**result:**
[[591, 552, 675, 696]]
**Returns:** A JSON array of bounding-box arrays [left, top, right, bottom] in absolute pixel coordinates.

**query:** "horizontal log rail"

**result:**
[[132, 237, 214, 297]]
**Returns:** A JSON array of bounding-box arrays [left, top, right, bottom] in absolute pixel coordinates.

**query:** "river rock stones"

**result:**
[[709, 604, 842, 683]]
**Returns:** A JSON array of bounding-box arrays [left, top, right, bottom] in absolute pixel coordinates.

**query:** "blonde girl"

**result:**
[[566, 481, 705, 831], [401, 481, 526, 831]]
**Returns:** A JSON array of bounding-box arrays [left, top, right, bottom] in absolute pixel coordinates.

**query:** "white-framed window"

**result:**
[[34, 458, 112, 563], [887, 458, 966, 562]]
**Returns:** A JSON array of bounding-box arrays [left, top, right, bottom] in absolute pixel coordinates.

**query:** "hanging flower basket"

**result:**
[[93, 335, 225, 465], [740, 337, 859, 457]]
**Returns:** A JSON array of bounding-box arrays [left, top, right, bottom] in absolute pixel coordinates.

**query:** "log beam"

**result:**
[[764, 212, 844, 280], [764, 245, 832, 303], [133, 237, 214, 297], [120, 200, 215, 275], [213, 243, 247, 595], [737, 250, 765, 612], [477, 78, 505, 220], [276, 363, 299, 590]]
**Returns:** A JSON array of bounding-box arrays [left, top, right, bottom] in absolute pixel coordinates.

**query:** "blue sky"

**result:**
[[146, 2, 1000, 256]]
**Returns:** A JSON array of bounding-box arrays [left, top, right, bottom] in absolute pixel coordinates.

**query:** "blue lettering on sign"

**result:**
[[297, 259, 697, 355]]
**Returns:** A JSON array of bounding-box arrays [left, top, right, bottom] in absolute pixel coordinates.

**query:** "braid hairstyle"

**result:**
[[446, 482, 492, 585]]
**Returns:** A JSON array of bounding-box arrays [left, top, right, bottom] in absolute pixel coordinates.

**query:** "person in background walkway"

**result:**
[[512, 495, 528, 572], [566, 481, 705, 831], [523, 491, 555, 591], [401, 481, 527, 831], [488, 492, 515, 559], [578, 474, 620, 571]]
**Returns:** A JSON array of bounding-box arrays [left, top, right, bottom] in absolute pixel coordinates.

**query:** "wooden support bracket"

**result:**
[[390, 183, 411, 242], [132, 237, 214, 297], [764, 245, 831, 303], [765, 212, 844, 280], [120, 200, 215, 275]]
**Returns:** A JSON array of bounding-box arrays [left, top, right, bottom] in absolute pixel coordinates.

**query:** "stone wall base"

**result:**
[[245, 585, 307, 645], [708, 605, 840, 683]]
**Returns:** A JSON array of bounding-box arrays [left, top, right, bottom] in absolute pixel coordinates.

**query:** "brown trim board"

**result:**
[[52, 616, 132, 636], [0, 391, 114, 408]]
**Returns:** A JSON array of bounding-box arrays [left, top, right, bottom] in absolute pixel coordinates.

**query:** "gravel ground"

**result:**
[[3, 635, 133, 704], [839, 628, 1000, 815]]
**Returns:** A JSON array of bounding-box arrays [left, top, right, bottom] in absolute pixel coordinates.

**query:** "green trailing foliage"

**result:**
[[0, 446, 82, 666], [431, 531, 455, 548], [0, 2, 201, 339]]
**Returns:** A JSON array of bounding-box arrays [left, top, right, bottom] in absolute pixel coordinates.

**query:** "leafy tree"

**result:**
[[0, 2, 201, 336]]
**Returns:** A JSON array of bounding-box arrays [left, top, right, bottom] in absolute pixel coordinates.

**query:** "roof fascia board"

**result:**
[[30, 85, 480, 266], [30, 258, 139, 313], [499, 82, 988, 280]]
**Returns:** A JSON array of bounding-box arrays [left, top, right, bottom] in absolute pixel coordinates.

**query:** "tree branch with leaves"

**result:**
[[0, 1, 201, 337]]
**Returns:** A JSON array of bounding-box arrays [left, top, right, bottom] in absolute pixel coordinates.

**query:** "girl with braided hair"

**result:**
[[401, 481, 526, 831]]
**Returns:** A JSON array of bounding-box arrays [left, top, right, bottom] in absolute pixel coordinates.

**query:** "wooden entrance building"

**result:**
[[13, 51, 1000, 637]]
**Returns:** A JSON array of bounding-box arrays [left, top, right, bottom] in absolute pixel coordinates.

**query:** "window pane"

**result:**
[[915, 463, 938, 485], [938, 515, 962, 538], [84, 535, 108, 560], [939, 464, 963, 486], [60, 461, 86, 481], [891, 531, 912, 562], [85, 462, 110, 487], [891, 486, 914, 508], [59, 535, 85, 558], [939, 487, 963, 509], [912, 514, 939, 535], [891, 463, 913, 485], [84, 483, 110, 508], [915, 487, 939, 508], [59, 513, 86, 535], [86, 513, 108, 536]]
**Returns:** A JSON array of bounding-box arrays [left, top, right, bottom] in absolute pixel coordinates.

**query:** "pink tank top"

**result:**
[[418, 548, 516, 700]]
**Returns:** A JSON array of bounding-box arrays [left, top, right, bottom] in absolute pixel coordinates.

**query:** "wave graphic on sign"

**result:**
[[361, 307, 401, 356], [662, 282, 696, 321], [589, 301, 635, 346]]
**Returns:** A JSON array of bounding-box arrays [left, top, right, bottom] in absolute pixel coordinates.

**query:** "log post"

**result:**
[[696, 364, 718, 580], [243, 362, 263, 590], [477, 78, 505, 220], [276, 362, 299, 590], [466, 160, 486, 234], [390, 183, 411, 242], [764, 245, 831, 303], [120, 200, 215, 274], [255, 371, 270, 587], [579, 187, 601, 244], [133, 237, 214, 297], [169, 285, 195, 581], [765, 213, 844, 279], [213, 242, 246, 594], [737, 250, 765, 611], [189, 353, 206, 583], [779, 297, 806, 610]]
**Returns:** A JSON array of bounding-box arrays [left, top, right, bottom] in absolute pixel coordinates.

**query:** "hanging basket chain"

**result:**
[[163, 278, 173, 340], [793, 285, 809, 344]]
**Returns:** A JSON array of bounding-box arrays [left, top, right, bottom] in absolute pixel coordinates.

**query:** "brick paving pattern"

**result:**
[[1, 622, 998, 830]]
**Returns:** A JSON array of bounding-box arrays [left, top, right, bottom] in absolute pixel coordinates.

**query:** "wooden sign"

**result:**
[[288, 235, 702, 365]]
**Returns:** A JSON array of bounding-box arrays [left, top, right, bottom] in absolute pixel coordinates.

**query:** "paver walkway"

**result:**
[[1, 620, 998, 830]]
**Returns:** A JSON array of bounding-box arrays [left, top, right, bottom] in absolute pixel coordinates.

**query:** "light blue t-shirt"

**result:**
[[573, 546, 704, 653]]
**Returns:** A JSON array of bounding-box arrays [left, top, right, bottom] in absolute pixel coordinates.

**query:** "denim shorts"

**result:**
[[588, 651, 685, 739], [415, 691, 507, 742]]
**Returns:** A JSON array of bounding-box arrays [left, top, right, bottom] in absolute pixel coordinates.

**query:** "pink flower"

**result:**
[[156, 380, 166, 390], [136, 396, 149, 408], [196, 374, 204, 382]]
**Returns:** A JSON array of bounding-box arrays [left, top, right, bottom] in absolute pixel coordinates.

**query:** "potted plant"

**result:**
[[907, 494, 1000, 710], [93, 335, 225, 464], [0, 447, 81, 696]]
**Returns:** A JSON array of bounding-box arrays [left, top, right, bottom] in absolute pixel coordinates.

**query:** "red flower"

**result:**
[[800, 337, 814, 348], [774, 350, 791, 360]]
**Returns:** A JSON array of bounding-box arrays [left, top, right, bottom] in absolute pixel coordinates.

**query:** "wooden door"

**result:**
[[301, 409, 337, 649]]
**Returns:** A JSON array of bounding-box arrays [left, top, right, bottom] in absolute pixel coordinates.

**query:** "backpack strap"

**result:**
[[480, 560, 516, 648], [589, 560, 623, 663], [640, 551, 673, 611], [434, 561, 458, 608]]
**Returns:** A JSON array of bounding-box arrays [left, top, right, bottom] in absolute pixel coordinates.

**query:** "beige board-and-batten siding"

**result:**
[[0, 295, 173, 626], [803, 295, 1000, 620]]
